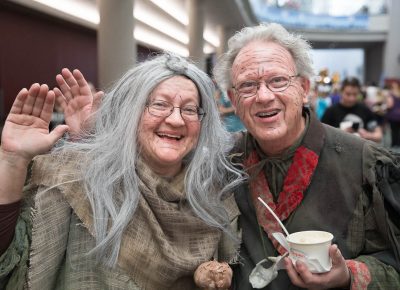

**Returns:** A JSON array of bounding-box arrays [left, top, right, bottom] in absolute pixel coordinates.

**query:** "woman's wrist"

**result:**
[[0, 149, 30, 204], [0, 148, 31, 169]]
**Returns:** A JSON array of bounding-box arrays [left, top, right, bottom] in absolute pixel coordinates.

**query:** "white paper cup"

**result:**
[[286, 230, 333, 273]]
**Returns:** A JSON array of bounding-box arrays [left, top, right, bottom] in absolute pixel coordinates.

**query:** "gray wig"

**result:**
[[57, 53, 243, 267], [214, 23, 315, 91]]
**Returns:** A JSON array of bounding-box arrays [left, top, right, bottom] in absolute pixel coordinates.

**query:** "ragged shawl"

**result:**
[[2, 152, 239, 290]]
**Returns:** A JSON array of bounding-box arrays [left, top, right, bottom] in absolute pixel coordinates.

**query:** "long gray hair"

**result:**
[[214, 23, 314, 91], [57, 53, 243, 266]]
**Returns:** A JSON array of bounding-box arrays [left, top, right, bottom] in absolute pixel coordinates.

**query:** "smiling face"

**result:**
[[228, 41, 310, 155], [138, 76, 201, 177]]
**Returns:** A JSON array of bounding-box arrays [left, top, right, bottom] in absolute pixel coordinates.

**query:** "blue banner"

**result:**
[[250, 1, 369, 30]]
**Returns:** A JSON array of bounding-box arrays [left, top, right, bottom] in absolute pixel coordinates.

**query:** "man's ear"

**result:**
[[300, 77, 311, 104], [227, 89, 237, 109]]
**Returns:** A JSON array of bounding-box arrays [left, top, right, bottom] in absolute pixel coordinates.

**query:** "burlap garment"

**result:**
[[27, 153, 237, 290]]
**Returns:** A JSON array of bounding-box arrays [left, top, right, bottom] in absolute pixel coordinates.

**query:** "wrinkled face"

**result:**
[[340, 85, 360, 108], [228, 41, 309, 153], [138, 76, 201, 177]]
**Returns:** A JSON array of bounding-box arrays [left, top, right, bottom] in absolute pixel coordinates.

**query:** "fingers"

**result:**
[[93, 90, 104, 112], [285, 245, 350, 289], [330, 244, 345, 266], [72, 69, 90, 90], [56, 69, 73, 102], [31, 84, 49, 117], [293, 260, 320, 286], [21, 83, 41, 115], [9, 88, 29, 114], [49, 124, 69, 144], [63, 68, 80, 97], [57, 68, 92, 101], [286, 258, 325, 288], [40, 90, 56, 123], [329, 244, 351, 288], [284, 257, 306, 287], [72, 69, 93, 98], [13, 84, 50, 118], [53, 87, 68, 111]]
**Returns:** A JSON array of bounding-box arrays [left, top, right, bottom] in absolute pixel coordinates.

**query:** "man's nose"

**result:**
[[256, 82, 275, 103]]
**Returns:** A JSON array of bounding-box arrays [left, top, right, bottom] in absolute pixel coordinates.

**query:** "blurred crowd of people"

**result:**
[[309, 71, 400, 148]]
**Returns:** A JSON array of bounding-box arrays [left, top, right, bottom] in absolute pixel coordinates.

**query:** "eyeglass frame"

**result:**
[[232, 74, 300, 99], [145, 100, 206, 122]]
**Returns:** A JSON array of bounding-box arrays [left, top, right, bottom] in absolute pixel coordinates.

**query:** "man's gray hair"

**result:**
[[56, 53, 243, 266], [214, 23, 315, 91]]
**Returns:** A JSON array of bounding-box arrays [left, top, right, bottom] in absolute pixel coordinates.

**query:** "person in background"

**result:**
[[213, 23, 400, 289], [386, 81, 400, 147], [0, 54, 242, 290], [314, 83, 332, 119], [364, 82, 387, 128], [329, 83, 341, 105], [321, 77, 383, 143], [215, 86, 245, 132]]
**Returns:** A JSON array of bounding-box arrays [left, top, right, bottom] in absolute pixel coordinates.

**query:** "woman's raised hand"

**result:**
[[1, 83, 69, 164], [54, 68, 103, 137]]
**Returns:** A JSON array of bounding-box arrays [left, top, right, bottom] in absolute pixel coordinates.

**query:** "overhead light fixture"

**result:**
[[149, 0, 189, 25], [134, 25, 189, 57], [134, 2, 188, 44], [33, 0, 99, 24], [30, 0, 219, 56]]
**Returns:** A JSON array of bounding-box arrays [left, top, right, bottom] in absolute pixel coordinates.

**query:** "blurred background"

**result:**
[[0, 0, 399, 146]]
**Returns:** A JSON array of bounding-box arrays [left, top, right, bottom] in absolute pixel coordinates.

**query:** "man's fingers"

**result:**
[[330, 244, 344, 266], [284, 258, 306, 287], [294, 260, 326, 287]]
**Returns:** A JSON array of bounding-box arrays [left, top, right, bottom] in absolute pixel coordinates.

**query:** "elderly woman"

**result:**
[[0, 54, 242, 290]]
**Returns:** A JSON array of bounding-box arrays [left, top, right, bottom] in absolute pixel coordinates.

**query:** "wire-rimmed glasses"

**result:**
[[146, 100, 206, 122], [232, 74, 299, 99]]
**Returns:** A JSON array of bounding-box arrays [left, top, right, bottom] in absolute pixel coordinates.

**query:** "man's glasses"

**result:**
[[232, 74, 299, 99], [146, 100, 205, 122]]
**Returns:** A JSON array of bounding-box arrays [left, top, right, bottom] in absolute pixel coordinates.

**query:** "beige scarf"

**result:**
[[30, 153, 226, 289]]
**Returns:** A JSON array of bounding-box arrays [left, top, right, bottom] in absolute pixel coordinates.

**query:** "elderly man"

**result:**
[[214, 23, 400, 289]]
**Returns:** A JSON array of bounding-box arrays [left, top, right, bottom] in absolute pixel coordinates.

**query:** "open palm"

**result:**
[[55, 68, 103, 136], [1, 84, 69, 161]]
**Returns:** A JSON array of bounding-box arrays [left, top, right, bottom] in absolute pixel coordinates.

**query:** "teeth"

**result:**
[[157, 133, 182, 140], [258, 110, 278, 117]]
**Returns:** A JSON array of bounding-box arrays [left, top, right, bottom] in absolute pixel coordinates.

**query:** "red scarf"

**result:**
[[244, 145, 318, 254]]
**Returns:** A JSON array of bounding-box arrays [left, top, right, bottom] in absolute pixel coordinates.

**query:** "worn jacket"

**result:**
[[232, 112, 400, 289]]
